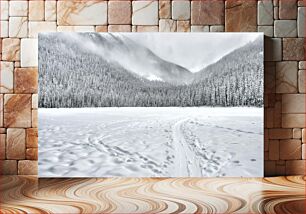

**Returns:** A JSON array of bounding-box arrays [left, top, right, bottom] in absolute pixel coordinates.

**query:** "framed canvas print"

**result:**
[[38, 32, 264, 177]]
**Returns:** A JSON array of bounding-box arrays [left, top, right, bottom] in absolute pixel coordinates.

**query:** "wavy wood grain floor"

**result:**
[[0, 176, 305, 214]]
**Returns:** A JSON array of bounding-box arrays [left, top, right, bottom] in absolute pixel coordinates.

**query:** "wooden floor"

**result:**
[[0, 176, 305, 214]]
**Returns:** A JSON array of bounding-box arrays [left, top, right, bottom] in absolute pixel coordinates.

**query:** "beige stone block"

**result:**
[[1, 21, 9, 38], [14, 68, 38, 94], [282, 114, 305, 128], [9, 17, 28, 38], [136, 26, 159, 32], [279, 0, 297, 19], [1, 1, 9, 20], [29, 21, 57, 38], [210, 25, 224, 32], [20, 39, 38, 67], [258, 26, 273, 37], [2, 38, 20, 61], [159, 19, 177, 32], [264, 38, 282, 62], [293, 128, 302, 139], [26, 148, 38, 160], [269, 128, 292, 139], [159, 1, 171, 19], [299, 61, 306, 70], [273, 100, 282, 128], [274, 7, 279, 20], [258, 0, 273, 25], [269, 140, 279, 160], [45, 1, 57, 21], [95, 26, 108, 32], [177, 21, 190, 32], [274, 20, 297, 37], [4, 94, 32, 128], [303, 144, 306, 159], [172, 1, 190, 20], [276, 61, 298, 93], [0, 128, 6, 134], [132, 1, 158, 25], [0, 134, 5, 159], [6, 128, 25, 159], [298, 70, 305, 93], [0, 61, 14, 93], [29, 1, 44, 21], [32, 94, 38, 109], [0, 160, 17, 175], [282, 94, 305, 114], [302, 129, 306, 143], [26, 128, 38, 148], [9, 1, 28, 17], [32, 110, 38, 128], [108, 1, 131, 24], [57, 1, 107, 26], [286, 160, 305, 175], [298, 7, 305, 37], [57, 26, 95, 32], [280, 139, 302, 160], [191, 25, 209, 32], [283, 38, 305, 61], [18, 160, 37, 175], [0, 95, 3, 127], [108, 25, 131, 32]]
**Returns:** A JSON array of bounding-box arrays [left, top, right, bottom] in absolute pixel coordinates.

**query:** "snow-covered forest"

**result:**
[[38, 33, 263, 108]]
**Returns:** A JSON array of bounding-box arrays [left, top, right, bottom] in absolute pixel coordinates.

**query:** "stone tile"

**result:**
[[275, 164, 286, 176], [1, 21, 9, 38], [264, 62, 276, 93], [0, 160, 17, 175], [32, 94, 38, 109], [225, 0, 256, 32], [18, 160, 38, 175], [95, 26, 108, 32], [283, 38, 305, 61], [274, 20, 297, 37], [45, 1, 57, 21], [279, 0, 297, 19], [26, 148, 38, 160], [2, 38, 20, 61], [6, 128, 25, 159], [282, 94, 305, 113], [20, 39, 38, 67], [274, 99, 282, 128], [136, 26, 159, 32], [1, 1, 9, 20], [57, 1, 107, 25], [108, 25, 131, 32], [4, 94, 32, 128], [177, 21, 190, 32], [14, 68, 38, 94], [159, 19, 177, 32], [0, 128, 6, 134], [192, 0, 224, 25], [280, 139, 302, 160], [29, 21, 57, 38], [57, 26, 95, 32], [172, 1, 190, 20], [132, 1, 158, 25], [300, 61, 306, 69], [191, 25, 209, 32], [0, 95, 2, 127], [258, 0, 273, 25], [274, 7, 279, 20], [0, 61, 14, 93], [298, 0, 305, 6], [0, 134, 5, 159], [276, 61, 298, 93], [9, 1, 28, 17], [258, 26, 273, 37], [265, 107, 274, 128], [264, 160, 276, 176], [159, 1, 171, 19], [282, 114, 305, 128], [286, 160, 306, 175], [108, 1, 131, 25], [269, 128, 293, 139], [298, 70, 305, 93], [26, 128, 38, 148], [29, 1, 44, 21], [15, 61, 21, 68], [210, 25, 225, 32], [302, 144, 306, 159], [9, 17, 28, 38], [303, 129, 306, 143], [293, 128, 302, 139], [32, 110, 38, 128], [269, 140, 279, 160], [298, 7, 305, 37]]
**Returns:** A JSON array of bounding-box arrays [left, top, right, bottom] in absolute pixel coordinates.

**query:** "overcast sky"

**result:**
[[125, 33, 262, 72]]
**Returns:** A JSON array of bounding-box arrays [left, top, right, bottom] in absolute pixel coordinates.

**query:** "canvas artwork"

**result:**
[[38, 32, 264, 177]]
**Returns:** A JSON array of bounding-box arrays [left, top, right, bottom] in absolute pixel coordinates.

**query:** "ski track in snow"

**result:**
[[38, 107, 263, 177]]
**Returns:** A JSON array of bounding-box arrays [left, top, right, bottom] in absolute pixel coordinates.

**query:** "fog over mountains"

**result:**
[[38, 33, 263, 108]]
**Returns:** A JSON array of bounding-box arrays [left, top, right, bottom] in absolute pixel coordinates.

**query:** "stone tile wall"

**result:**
[[0, 0, 305, 176]]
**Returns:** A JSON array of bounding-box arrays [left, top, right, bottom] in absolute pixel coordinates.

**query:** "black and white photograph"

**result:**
[[38, 32, 264, 177]]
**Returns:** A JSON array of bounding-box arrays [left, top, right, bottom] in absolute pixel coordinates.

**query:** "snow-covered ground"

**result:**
[[38, 107, 263, 177]]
